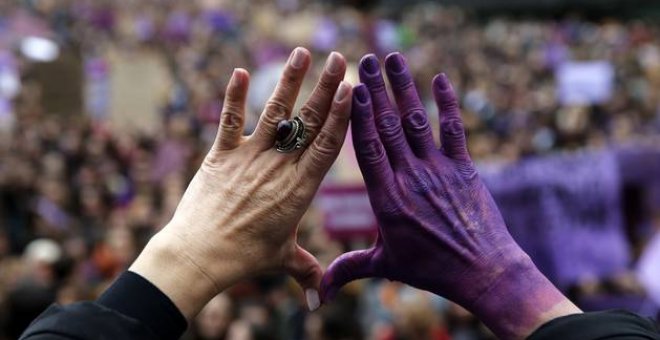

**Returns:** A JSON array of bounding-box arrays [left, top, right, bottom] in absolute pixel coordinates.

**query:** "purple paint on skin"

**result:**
[[321, 52, 569, 339]]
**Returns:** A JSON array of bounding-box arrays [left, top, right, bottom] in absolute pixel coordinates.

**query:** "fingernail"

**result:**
[[231, 68, 243, 87], [385, 52, 405, 74], [306, 289, 320, 311], [325, 52, 343, 75], [435, 73, 450, 90], [354, 84, 369, 104], [360, 54, 380, 75], [334, 81, 350, 102], [290, 47, 306, 69]]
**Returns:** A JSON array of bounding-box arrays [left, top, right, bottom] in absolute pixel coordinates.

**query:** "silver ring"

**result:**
[[275, 116, 307, 153]]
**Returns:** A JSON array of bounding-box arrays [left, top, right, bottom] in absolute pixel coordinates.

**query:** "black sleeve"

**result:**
[[529, 309, 660, 340], [20, 271, 187, 340]]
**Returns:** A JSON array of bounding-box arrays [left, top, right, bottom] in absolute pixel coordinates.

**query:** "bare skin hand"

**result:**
[[130, 47, 352, 319]]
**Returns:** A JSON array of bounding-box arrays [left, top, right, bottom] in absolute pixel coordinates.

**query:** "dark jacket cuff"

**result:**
[[97, 271, 187, 340], [529, 309, 660, 340]]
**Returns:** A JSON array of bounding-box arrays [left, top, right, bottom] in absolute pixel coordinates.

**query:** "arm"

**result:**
[[21, 47, 352, 339], [320, 52, 580, 339]]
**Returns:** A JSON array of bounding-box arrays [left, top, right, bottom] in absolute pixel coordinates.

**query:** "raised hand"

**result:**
[[320, 53, 580, 339], [130, 47, 352, 318]]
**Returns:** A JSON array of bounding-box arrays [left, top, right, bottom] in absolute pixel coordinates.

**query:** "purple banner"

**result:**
[[481, 151, 630, 289]]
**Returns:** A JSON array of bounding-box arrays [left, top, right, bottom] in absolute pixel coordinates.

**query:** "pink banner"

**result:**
[[316, 185, 378, 240]]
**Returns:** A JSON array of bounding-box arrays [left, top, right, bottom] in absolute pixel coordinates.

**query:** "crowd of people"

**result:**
[[0, 0, 658, 339]]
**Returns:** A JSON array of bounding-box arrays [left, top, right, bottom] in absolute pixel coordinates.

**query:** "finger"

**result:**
[[297, 52, 346, 148], [298, 81, 351, 177], [351, 84, 395, 187], [432, 73, 470, 162], [358, 54, 411, 166], [251, 47, 311, 149], [320, 248, 376, 303], [285, 246, 323, 311], [214, 68, 250, 151], [384, 53, 436, 158]]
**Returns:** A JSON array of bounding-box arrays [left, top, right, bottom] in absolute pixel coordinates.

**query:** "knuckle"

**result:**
[[261, 100, 290, 127], [376, 114, 404, 138], [366, 79, 387, 95], [258, 114, 279, 131], [311, 131, 341, 158], [441, 118, 465, 138], [317, 130, 341, 150], [456, 160, 477, 179], [402, 167, 435, 194], [298, 106, 324, 133], [220, 109, 244, 131], [357, 138, 387, 164], [403, 110, 431, 134], [440, 95, 459, 112], [203, 150, 221, 165], [202, 151, 228, 170], [265, 99, 291, 116]]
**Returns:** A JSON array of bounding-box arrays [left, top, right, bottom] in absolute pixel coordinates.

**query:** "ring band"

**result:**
[[275, 116, 307, 153]]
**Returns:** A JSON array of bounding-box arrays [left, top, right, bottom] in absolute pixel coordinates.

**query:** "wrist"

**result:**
[[128, 229, 242, 320], [467, 255, 582, 339]]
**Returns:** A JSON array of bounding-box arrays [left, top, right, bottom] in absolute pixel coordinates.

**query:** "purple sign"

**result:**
[[556, 61, 614, 105]]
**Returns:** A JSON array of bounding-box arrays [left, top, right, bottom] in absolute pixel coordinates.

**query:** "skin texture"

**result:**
[[130, 47, 352, 319], [320, 53, 582, 339]]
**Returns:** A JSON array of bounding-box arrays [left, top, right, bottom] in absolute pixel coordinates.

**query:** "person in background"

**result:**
[[6, 240, 61, 339], [18, 49, 660, 340]]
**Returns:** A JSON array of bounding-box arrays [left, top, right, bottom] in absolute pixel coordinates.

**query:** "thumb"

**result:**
[[285, 245, 324, 311], [320, 248, 377, 303]]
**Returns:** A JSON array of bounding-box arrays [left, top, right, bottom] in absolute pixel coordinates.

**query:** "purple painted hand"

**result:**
[[321, 53, 580, 339]]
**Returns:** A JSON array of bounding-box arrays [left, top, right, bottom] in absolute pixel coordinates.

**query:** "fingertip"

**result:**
[[295, 46, 311, 56], [289, 47, 311, 69], [433, 73, 459, 114], [234, 67, 250, 78], [325, 51, 347, 76], [384, 52, 405, 74], [231, 68, 250, 88], [359, 54, 380, 76], [306, 289, 321, 311], [353, 84, 370, 106], [334, 81, 352, 103], [329, 50, 345, 60], [433, 72, 451, 92]]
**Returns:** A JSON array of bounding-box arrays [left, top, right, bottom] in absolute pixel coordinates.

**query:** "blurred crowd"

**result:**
[[0, 0, 658, 339]]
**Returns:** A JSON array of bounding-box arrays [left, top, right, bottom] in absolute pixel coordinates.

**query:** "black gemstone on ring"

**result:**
[[275, 117, 306, 152], [276, 120, 293, 142]]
